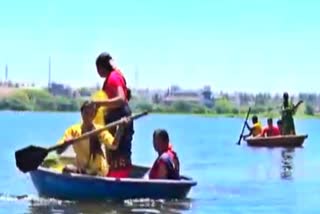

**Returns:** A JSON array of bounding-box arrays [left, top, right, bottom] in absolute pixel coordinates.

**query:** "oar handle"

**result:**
[[47, 111, 148, 152]]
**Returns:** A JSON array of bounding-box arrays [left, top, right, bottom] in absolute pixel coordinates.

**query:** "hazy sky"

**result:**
[[0, 0, 319, 93]]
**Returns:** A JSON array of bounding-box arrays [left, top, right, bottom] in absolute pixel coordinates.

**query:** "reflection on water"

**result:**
[[27, 198, 193, 214], [0, 193, 193, 214], [280, 148, 295, 180]]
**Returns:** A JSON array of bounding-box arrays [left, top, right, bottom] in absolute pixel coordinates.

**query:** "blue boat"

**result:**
[[30, 165, 197, 201]]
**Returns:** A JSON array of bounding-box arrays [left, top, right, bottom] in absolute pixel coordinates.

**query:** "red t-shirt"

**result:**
[[102, 70, 128, 100], [262, 126, 280, 137]]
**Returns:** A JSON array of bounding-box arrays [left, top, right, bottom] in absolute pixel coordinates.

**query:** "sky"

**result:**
[[0, 0, 320, 94]]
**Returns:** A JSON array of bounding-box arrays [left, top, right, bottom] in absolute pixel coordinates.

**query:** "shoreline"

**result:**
[[150, 112, 320, 119], [1, 109, 319, 119]]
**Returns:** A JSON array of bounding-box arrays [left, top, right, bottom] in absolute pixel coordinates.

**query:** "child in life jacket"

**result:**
[[149, 129, 180, 180]]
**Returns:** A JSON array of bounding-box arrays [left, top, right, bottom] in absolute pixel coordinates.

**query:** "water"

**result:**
[[0, 111, 320, 213]]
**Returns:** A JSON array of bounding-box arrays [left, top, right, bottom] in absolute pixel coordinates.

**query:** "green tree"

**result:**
[[232, 107, 239, 114], [305, 103, 314, 115], [24, 89, 56, 111], [135, 101, 153, 112], [171, 101, 193, 113], [251, 105, 267, 114], [191, 105, 206, 114], [214, 98, 234, 114], [78, 87, 92, 97], [55, 96, 74, 111], [0, 91, 33, 111]]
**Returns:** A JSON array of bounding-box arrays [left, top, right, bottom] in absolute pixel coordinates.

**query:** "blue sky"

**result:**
[[0, 0, 319, 93]]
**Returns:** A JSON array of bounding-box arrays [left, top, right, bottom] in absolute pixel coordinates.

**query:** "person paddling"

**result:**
[[242, 115, 262, 140], [56, 101, 129, 176], [93, 52, 134, 178], [281, 92, 303, 135], [149, 129, 180, 180]]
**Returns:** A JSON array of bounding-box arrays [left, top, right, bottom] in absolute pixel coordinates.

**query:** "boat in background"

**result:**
[[245, 135, 308, 147]]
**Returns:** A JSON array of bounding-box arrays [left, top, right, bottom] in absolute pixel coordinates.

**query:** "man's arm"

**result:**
[[245, 121, 251, 130], [95, 73, 127, 109], [156, 162, 168, 179], [95, 86, 126, 109], [99, 118, 129, 150], [242, 129, 253, 140], [56, 126, 78, 154], [293, 100, 303, 113]]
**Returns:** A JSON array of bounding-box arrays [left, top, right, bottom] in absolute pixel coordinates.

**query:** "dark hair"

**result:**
[[283, 92, 289, 100], [96, 52, 113, 72], [127, 88, 132, 101], [153, 129, 169, 143], [252, 115, 258, 123], [277, 119, 282, 125], [267, 118, 273, 124], [80, 101, 96, 112]]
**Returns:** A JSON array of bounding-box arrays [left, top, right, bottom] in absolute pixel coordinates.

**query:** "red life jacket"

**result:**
[[149, 149, 180, 180]]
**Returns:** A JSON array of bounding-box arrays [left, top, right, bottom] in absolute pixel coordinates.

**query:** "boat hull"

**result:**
[[29, 166, 197, 201], [245, 135, 308, 147]]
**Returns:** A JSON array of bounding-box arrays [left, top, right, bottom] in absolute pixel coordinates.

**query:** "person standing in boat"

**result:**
[[281, 92, 303, 135], [260, 118, 280, 137], [242, 115, 262, 140], [149, 129, 180, 180], [56, 101, 129, 176], [93, 52, 134, 178]]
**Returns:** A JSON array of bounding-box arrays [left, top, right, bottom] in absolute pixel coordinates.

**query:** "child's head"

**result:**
[[252, 115, 258, 124], [267, 118, 273, 128], [153, 129, 170, 154], [80, 101, 97, 125]]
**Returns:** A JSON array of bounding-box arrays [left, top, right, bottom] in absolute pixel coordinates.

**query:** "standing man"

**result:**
[[93, 52, 134, 178], [281, 92, 303, 135]]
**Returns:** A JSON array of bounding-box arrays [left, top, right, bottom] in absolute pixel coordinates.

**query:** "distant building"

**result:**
[[0, 81, 39, 89], [50, 82, 75, 98], [163, 90, 202, 104], [162, 85, 214, 107]]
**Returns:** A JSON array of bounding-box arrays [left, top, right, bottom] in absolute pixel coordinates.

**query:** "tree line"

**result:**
[[0, 89, 82, 111], [0, 89, 318, 116], [131, 92, 319, 116]]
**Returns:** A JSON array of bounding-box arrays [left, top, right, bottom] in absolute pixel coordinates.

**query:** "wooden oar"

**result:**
[[15, 111, 148, 173], [236, 107, 251, 145]]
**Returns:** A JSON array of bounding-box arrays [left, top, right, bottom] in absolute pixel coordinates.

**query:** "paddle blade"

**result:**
[[15, 145, 49, 173]]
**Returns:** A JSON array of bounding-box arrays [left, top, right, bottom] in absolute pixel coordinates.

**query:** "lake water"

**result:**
[[0, 111, 320, 213]]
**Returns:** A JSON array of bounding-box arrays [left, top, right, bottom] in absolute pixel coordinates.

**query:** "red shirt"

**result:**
[[261, 126, 280, 137], [106, 166, 132, 178], [102, 70, 128, 100]]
